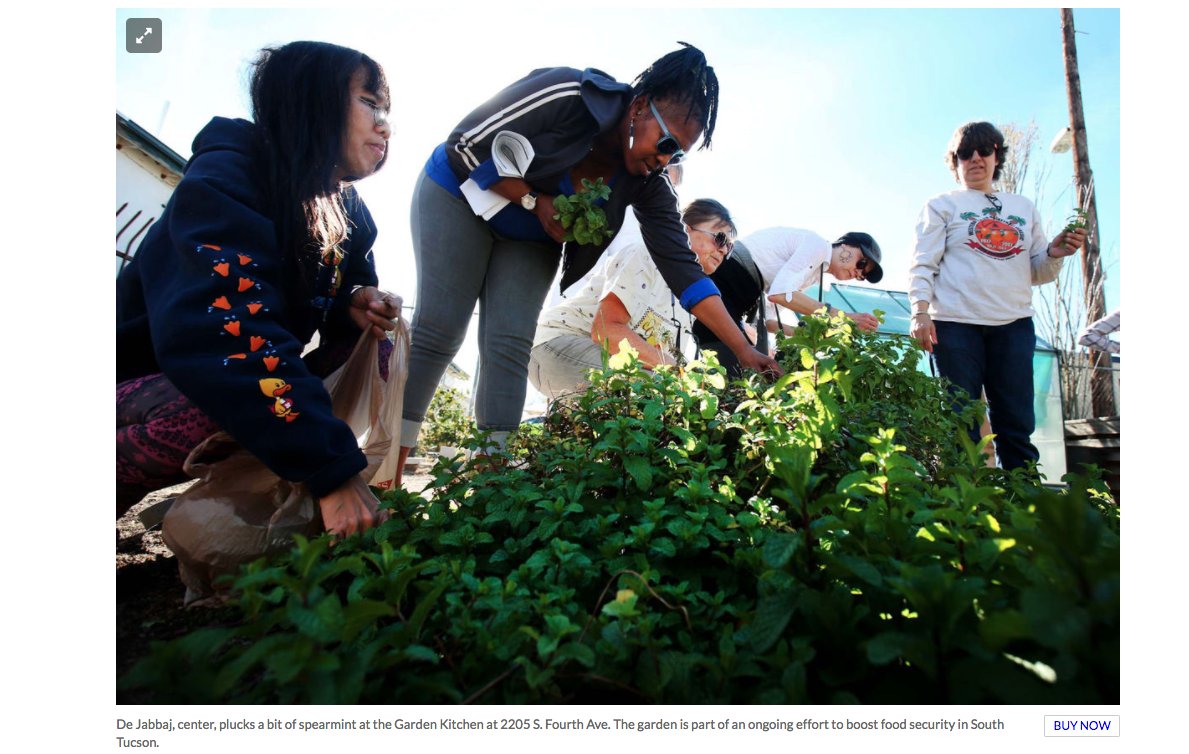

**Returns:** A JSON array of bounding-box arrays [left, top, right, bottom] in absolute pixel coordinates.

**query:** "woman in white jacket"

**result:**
[[908, 121, 1086, 471]]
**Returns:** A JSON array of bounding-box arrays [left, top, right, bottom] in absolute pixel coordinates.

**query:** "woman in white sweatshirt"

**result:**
[[908, 121, 1086, 472]]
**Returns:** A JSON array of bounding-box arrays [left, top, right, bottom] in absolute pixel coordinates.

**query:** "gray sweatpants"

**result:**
[[402, 170, 560, 449], [528, 335, 605, 403]]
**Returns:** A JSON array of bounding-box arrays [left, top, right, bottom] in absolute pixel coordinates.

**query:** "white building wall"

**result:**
[[116, 142, 179, 275]]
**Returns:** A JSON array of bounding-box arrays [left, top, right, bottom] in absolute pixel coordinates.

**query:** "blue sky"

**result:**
[[115, 6, 1121, 342]]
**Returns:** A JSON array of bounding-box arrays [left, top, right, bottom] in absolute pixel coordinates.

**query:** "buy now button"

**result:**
[[1044, 716, 1120, 737]]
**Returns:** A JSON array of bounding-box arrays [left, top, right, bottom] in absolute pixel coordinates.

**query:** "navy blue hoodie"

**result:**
[[116, 117, 378, 496]]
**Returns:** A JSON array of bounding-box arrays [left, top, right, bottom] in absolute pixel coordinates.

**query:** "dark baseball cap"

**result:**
[[835, 231, 883, 284]]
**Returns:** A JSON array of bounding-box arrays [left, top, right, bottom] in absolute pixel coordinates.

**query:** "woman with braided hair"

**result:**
[[397, 43, 781, 480]]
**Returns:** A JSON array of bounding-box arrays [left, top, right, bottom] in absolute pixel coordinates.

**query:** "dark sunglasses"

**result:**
[[691, 227, 734, 257], [649, 100, 686, 165], [955, 144, 997, 161], [854, 255, 870, 279]]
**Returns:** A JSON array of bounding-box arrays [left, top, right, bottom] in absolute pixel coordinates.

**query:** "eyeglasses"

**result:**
[[649, 100, 686, 166], [956, 144, 996, 161], [358, 96, 390, 128], [691, 227, 734, 257], [854, 255, 870, 279]]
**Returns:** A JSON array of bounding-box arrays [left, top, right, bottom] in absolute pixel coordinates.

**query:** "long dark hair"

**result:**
[[632, 42, 719, 150], [249, 41, 389, 280]]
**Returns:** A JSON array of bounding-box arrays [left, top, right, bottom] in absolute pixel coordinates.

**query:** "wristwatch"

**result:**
[[520, 191, 538, 211]]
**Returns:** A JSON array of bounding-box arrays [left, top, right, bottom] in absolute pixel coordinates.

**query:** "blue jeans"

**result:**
[[931, 317, 1038, 471], [402, 171, 560, 449]]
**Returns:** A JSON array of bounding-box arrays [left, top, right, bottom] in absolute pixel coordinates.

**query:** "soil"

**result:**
[[115, 465, 439, 699]]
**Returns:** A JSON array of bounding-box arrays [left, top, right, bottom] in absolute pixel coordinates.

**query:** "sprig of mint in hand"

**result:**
[[552, 178, 614, 245], [1064, 208, 1088, 234]]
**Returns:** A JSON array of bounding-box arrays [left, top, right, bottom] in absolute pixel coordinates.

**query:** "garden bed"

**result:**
[[118, 316, 1119, 704], [116, 472, 438, 700]]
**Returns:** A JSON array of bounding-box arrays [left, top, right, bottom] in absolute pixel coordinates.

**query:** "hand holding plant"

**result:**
[[1064, 207, 1088, 234], [1052, 209, 1089, 257], [552, 177, 614, 245]]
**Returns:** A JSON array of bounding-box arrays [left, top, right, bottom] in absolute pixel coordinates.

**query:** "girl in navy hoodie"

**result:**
[[117, 41, 396, 538]]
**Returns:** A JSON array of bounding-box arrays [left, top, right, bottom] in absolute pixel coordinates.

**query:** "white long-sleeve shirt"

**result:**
[[909, 189, 1063, 325], [738, 227, 832, 302]]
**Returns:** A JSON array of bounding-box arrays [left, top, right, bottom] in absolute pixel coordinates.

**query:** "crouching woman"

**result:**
[[529, 199, 736, 402], [116, 41, 398, 538]]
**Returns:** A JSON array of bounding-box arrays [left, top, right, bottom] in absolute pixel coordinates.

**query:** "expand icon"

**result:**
[[125, 18, 162, 54]]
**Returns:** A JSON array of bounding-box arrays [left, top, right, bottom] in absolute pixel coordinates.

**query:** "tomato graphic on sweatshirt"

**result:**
[[961, 204, 1026, 260]]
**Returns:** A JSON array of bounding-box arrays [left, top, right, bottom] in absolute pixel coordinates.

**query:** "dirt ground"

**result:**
[[115, 464, 439, 691]]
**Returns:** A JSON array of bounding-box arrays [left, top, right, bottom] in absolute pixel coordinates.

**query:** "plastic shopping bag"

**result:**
[[162, 313, 410, 603]]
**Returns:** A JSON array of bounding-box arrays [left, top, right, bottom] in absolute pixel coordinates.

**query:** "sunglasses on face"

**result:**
[[358, 96, 390, 128], [691, 227, 734, 257], [955, 144, 996, 161], [854, 255, 870, 279], [649, 100, 686, 166]]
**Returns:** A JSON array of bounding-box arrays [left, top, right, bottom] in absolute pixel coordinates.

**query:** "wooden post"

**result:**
[[1061, 8, 1115, 417]]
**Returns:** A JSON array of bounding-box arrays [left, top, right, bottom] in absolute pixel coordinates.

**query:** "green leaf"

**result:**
[[833, 553, 884, 587], [748, 593, 795, 653], [408, 580, 449, 640], [866, 632, 910, 665], [650, 537, 677, 558], [623, 456, 654, 490], [340, 599, 396, 643], [978, 609, 1032, 650], [402, 644, 441, 663], [555, 642, 596, 668], [762, 532, 799, 568]]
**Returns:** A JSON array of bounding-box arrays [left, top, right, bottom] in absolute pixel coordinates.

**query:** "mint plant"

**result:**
[[552, 177, 613, 245], [1064, 208, 1088, 234], [121, 313, 1118, 704], [419, 386, 472, 450]]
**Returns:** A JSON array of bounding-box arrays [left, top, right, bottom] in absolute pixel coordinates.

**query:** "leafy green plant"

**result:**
[[121, 313, 1119, 704], [552, 178, 613, 245], [420, 386, 473, 449], [1064, 208, 1088, 234]]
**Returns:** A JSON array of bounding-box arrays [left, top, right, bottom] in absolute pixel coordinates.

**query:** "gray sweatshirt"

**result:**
[[909, 189, 1063, 326]]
